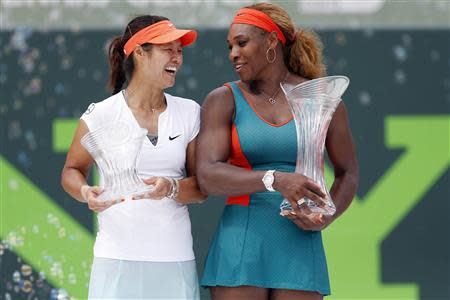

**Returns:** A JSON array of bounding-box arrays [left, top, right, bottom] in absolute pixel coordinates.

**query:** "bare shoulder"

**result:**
[[202, 85, 235, 121], [203, 85, 234, 106]]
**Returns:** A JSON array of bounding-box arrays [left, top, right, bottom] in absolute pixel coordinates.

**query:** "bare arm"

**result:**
[[175, 137, 207, 204], [61, 120, 93, 203], [61, 120, 113, 211], [284, 101, 359, 230], [132, 138, 207, 204], [196, 86, 268, 195], [196, 86, 324, 205], [326, 102, 359, 220]]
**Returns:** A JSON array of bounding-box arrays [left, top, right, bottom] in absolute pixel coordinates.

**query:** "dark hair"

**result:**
[[247, 3, 326, 79], [107, 15, 169, 94]]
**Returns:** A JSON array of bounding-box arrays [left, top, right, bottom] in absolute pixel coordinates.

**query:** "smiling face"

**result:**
[[227, 24, 269, 81], [135, 39, 183, 89]]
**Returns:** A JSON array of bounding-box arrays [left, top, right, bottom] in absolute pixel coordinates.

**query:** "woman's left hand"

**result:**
[[281, 209, 334, 231], [133, 177, 172, 200]]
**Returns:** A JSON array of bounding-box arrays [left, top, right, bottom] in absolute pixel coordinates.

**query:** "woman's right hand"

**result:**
[[81, 185, 120, 212], [273, 172, 326, 211]]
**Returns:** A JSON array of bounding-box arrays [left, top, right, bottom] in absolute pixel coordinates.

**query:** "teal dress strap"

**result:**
[[226, 81, 246, 120], [226, 81, 261, 125]]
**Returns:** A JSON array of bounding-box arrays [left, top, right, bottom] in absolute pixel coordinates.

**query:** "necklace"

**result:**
[[261, 87, 281, 105], [122, 90, 165, 113], [255, 72, 290, 105]]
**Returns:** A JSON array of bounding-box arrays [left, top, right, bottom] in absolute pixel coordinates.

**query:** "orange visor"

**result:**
[[123, 20, 197, 57], [231, 8, 286, 45]]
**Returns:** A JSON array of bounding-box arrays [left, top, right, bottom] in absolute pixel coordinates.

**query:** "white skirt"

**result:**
[[88, 257, 200, 299]]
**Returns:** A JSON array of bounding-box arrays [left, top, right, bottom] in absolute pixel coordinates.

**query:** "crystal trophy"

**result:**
[[80, 121, 154, 202], [279, 76, 349, 215]]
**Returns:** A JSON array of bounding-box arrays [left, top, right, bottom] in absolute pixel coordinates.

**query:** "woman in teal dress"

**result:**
[[196, 3, 359, 300]]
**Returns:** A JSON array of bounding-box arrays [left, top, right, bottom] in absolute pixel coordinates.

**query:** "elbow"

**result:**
[[197, 166, 216, 195], [345, 163, 360, 194], [197, 171, 210, 195], [60, 165, 82, 195], [335, 161, 359, 191], [193, 176, 209, 203]]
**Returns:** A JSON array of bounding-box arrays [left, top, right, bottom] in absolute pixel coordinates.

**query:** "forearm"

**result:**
[[329, 168, 359, 220], [175, 176, 207, 204], [198, 162, 268, 196], [61, 167, 89, 203]]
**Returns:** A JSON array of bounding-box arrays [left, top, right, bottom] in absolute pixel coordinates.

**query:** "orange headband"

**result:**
[[231, 8, 286, 45], [123, 20, 197, 57]]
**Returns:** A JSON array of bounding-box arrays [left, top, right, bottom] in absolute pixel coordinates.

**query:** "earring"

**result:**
[[266, 47, 276, 63]]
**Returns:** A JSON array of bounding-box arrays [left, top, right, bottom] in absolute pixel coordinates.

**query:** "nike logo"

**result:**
[[169, 134, 181, 141]]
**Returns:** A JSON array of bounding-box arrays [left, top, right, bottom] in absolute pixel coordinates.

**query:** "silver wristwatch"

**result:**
[[262, 170, 276, 192]]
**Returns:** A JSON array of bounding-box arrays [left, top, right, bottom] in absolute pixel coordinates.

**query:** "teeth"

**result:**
[[165, 66, 177, 72]]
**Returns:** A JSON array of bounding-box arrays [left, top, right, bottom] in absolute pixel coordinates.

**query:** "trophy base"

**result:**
[[280, 198, 336, 216], [96, 183, 155, 203]]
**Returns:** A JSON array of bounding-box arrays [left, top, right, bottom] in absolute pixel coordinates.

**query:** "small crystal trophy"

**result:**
[[279, 76, 349, 215], [80, 121, 154, 202]]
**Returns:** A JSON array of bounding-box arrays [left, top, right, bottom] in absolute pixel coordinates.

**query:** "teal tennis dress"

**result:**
[[201, 81, 330, 295]]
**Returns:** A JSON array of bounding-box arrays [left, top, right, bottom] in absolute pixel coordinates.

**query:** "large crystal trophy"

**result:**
[[80, 121, 154, 202], [279, 76, 349, 215]]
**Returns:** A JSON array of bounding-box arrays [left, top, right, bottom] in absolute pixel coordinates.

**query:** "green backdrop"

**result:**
[[1, 29, 449, 299]]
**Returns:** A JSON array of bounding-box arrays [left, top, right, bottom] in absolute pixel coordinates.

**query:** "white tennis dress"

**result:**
[[80, 91, 201, 299]]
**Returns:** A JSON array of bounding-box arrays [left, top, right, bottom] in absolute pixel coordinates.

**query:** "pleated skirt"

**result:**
[[88, 257, 200, 299]]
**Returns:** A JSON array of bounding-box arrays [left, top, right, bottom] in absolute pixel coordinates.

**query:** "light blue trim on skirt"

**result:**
[[88, 257, 199, 299]]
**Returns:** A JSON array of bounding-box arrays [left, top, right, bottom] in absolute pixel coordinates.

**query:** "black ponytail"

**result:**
[[108, 36, 126, 94]]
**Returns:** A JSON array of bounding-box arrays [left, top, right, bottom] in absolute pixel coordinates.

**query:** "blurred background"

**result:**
[[1, 0, 449, 299]]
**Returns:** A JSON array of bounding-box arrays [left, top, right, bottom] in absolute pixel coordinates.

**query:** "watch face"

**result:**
[[264, 174, 273, 185]]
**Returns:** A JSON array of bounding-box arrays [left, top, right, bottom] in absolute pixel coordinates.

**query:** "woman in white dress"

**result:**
[[61, 15, 206, 299]]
